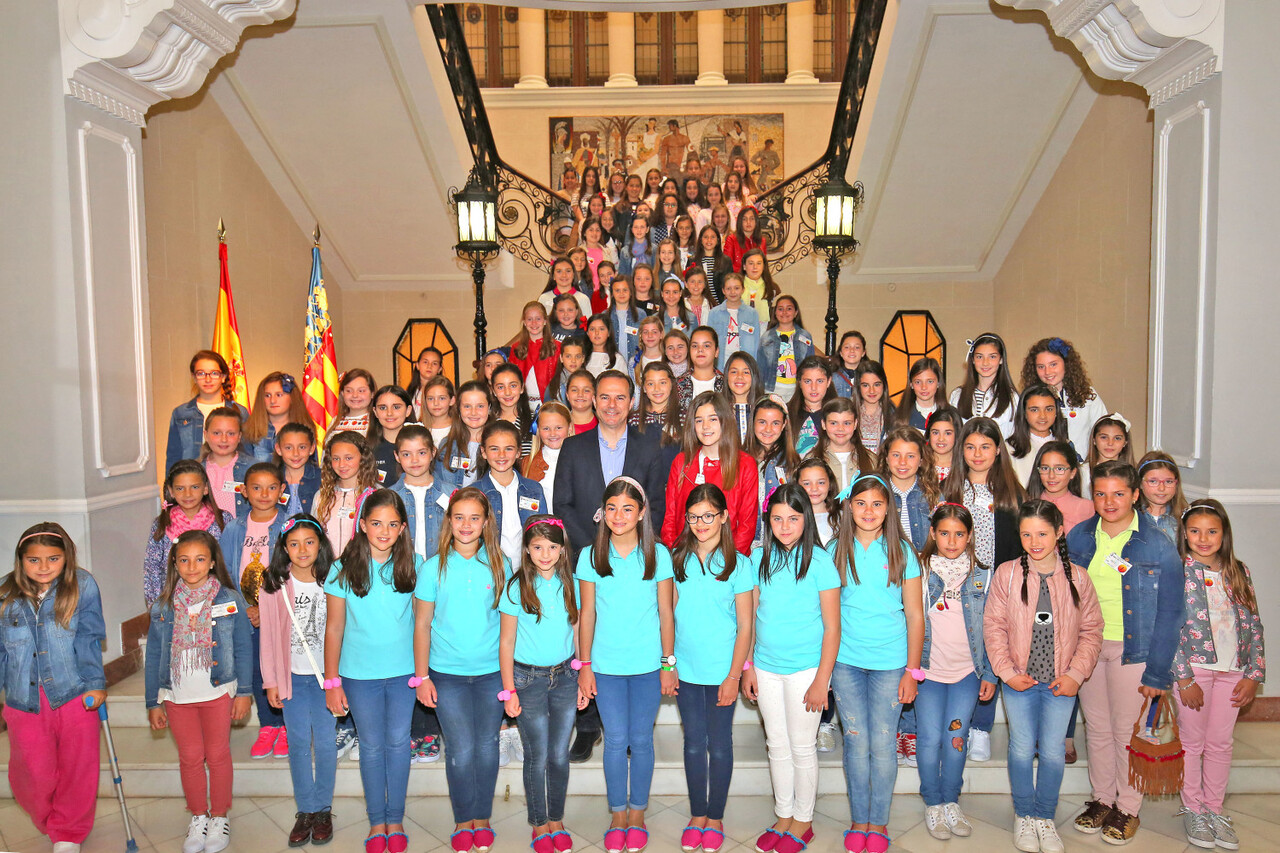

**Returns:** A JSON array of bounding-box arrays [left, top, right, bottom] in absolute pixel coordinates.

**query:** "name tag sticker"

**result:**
[[743, 324, 755, 334], [377, 469, 387, 484], [1104, 553, 1132, 574], [451, 456, 472, 471], [223, 480, 243, 494], [518, 497, 541, 512], [627, 327, 638, 336], [210, 602, 237, 618], [278, 492, 291, 505]]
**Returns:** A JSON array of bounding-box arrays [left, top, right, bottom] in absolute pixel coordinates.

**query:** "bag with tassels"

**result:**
[[1126, 693, 1184, 796]]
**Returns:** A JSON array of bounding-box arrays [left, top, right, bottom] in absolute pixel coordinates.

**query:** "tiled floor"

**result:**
[[1, 790, 1276, 852]]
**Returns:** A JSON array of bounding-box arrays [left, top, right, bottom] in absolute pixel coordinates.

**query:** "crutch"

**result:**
[[87, 697, 140, 852]]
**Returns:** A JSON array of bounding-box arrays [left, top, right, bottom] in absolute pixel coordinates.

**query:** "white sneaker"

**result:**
[[1036, 818, 1064, 853], [203, 816, 231, 853], [348, 734, 360, 762], [816, 721, 837, 753], [183, 814, 210, 853], [508, 727, 525, 762], [925, 804, 952, 840], [498, 728, 512, 767], [52, 843, 81, 853], [943, 802, 972, 837], [968, 729, 991, 762], [1013, 815, 1040, 853]]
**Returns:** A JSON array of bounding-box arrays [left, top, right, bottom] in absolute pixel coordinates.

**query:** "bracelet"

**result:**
[[728, 674, 741, 681], [498, 689, 516, 701], [408, 675, 427, 688], [661, 665, 675, 672], [743, 660, 753, 671], [322, 677, 342, 690], [571, 658, 589, 671]]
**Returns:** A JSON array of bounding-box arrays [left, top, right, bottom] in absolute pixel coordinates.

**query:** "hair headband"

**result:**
[[611, 475, 648, 503], [1138, 458, 1174, 473], [18, 530, 63, 548], [937, 502, 968, 511], [526, 517, 565, 532], [353, 487, 376, 520], [1046, 337, 1071, 359], [836, 473, 889, 502], [282, 517, 324, 535], [1100, 412, 1132, 432], [1181, 501, 1215, 520], [965, 333, 1003, 360]]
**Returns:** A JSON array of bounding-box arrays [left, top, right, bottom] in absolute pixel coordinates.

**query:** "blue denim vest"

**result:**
[[708, 303, 762, 371], [1067, 513, 1185, 688], [920, 562, 994, 683], [145, 586, 253, 708], [391, 476, 450, 559], [0, 570, 106, 712]]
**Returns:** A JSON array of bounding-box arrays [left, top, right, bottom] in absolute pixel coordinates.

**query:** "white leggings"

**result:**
[[756, 666, 822, 822]]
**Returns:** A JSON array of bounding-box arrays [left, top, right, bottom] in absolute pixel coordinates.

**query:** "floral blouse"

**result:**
[[1173, 557, 1266, 683]]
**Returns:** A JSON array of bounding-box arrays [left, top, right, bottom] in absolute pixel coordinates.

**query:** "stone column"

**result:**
[[695, 9, 727, 85], [786, 0, 817, 83], [605, 12, 637, 87], [514, 7, 547, 88]]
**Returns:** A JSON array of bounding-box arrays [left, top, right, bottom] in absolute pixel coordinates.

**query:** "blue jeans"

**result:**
[[249, 625, 285, 728], [970, 679, 1001, 732], [431, 669, 504, 824], [898, 703, 916, 736], [1003, 683, 1075, 819], [675, 682, 736, 820], [595, 670, 661, 813], [280, 673, 338, 813], [830, 663, 902, 826], [343, 675, 414, 825], [914, 674, 979, 806], [513, 660, 578, 826]]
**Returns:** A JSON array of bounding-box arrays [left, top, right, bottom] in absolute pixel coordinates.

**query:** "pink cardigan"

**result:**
[[983, 556, 1104, 688], [258, 578, 323, 702]]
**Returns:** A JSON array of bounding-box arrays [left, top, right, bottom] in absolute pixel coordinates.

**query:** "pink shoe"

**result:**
[[626, 826, 649, 852], [755, 828, 784, 852], [387, 831, 408, 853], [273, 726, 289, 758], [450, 829, 474, 852], [251, 725, 280, 759], [702, 828, 726, 852], [776, 828, 814, 853], [681, 826, 704, 851], [472, 827, 495, 851], [843, 828, 868, 852], [603, 827, 627, 852], [532, 830, 554, 853], [550, 830, 573, 852], [866, 831, 890, 853], [364, 834, 388, 853]]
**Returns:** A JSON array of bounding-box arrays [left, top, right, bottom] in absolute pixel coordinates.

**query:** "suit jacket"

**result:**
[[553, 425, 667, 554]]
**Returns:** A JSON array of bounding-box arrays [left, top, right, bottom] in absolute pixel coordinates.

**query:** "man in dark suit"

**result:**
[[552, 369, 668, 761]]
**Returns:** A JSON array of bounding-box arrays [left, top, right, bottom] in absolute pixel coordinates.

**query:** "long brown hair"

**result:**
[[505, 515, 578, 623], [956, 333, 1016, 419], [189, 349, 235, 401], [745, 398, 800, 472], [636, 362, 684, 446], [512, 301, 557, 362], [832, 475, 910, 587], [591, 478, 659, 580], [1180, 499, 1257, 613], [1085, 414, 1135, 469], [1016, 499, 1080, 608], [244, 372, 312, 444], [1020, 337, 1094, 408], [942, 417, 1024, 512], [334, 489, 417, 597], [2, 523, 81, 629], [812, 397, 875, 474], [919, 503, 984, 573], [437, 380, 496, 475], [336, 368, 377, 421], [436, 487, 506, 608], [1136, 451, 1188, 518], [158, 529, 236, 604], [153, 459, 226, 541], [672, 484, 737, 582], [682, 391, 741, 490], [879, 425, 941, 508], [315, 431, 378, 524], [895, 357, 947, 422]]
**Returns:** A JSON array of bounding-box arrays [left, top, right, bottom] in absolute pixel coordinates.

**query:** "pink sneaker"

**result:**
[[251, 725, 280, 759], [776, 828, 814, 853], [449, 829, 473, 852], [273, 727, 289, 758], [681, 826, 704, 851], [702, 828, 725, 852], [472, 826, 495, 851], [866, 831, 890, 853], [532, 831, 554, 853], [603, 827, 627, 852], [626, 826, 649, 852], [550, 831, 573, 852], [843, 828, 868, 852], [387, 831, 408, 853], [755, 828, 784, 852], [364, 834, 388, 853]]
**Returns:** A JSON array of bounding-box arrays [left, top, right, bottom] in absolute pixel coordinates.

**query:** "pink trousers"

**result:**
[[1175, 667, 1244, 813], [2, 688, 101, 843], [1077, 639, 1147, 816], [165, 694, 234, 815]]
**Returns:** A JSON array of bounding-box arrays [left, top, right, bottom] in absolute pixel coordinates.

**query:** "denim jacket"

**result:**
[[219, 508, 287, 596], [1141, 508, 1180, 546], [708, 303, 762, 371], [1067, 513, 1185, 688], [164, 399, 248, 476], [0, 569, 106, 712], [391, 475, 449, 559], [891, 480, 933, 550], [920, 560, 994, 684], [476, 474, 548, 534], [758, 327, 816, 392], [281, 463, 323, 518], [1174, 558, 1266, 683], [145, 586, 253, 708]]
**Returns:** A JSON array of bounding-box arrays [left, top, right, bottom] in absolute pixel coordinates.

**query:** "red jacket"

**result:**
[[724, 235, 767, 273], [661, 450, 759, 554], [509, 338, 560, 399]]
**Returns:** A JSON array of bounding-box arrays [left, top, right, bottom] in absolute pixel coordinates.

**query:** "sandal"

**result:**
[[681, 826, 704, 851], [626, 826, 650, 852]]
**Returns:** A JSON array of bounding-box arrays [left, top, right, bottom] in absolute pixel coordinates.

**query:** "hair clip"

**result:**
[[280, 373, 296, 394], [1102, 412, 1132, 432], [1046, 337, 1071, 359], [353, 487, 375, 520], [282, 517, 324, 535]]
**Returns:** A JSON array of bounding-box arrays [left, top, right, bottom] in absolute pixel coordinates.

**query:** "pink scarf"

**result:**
[[171, 576, 221, 685], [166, 504, 217, 541]]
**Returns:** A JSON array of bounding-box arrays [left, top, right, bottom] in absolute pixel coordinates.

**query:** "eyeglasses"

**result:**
[[1037, 465, 1071, 475], [1143, 477, 1177, 488], [194, 371, 223, 380], [685, 512, 722, 525]]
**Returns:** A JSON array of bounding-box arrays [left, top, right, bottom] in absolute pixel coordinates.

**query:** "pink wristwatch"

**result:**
[[498, 689, 516, 701], [907, 668, 926, 682]]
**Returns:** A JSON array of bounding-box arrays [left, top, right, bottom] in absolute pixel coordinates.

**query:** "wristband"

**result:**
[[323, 677, 342, 690], [498, 689, 516, 701], [661, 665, 675, 672], [907, 668, 926, 682], [408, 675, 426, 688], [743, 660, 753, 672], [571, 658, 588, 671]]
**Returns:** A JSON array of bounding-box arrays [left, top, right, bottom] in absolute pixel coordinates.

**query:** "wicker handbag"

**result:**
[[1126, 694, 1185, 796]]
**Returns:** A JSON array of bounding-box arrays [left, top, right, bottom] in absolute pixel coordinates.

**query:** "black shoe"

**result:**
[[569, 730, 601, 763]]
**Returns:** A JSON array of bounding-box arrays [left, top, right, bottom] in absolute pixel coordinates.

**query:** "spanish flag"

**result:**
[[212, 234, 250, 410], [303, 234, 339, 446]]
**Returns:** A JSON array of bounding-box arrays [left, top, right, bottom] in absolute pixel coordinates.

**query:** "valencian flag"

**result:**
[[303, 228, 339, 446], [212, 223, 250, 410]]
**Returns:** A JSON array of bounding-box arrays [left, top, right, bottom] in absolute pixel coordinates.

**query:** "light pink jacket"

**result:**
[[258, 579, 321, 701], [983, 556, 1104, 687]]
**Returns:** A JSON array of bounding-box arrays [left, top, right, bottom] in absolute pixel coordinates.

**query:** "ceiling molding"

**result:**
[[995, 0, 1222, 107], [481, 81, 842, 110]]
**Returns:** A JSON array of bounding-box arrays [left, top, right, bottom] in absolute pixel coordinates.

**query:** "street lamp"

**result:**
[[452, 173, 501, 363], [812, 174, 863, 354]]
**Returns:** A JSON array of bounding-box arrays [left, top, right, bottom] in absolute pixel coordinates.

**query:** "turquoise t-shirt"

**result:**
[[828, 537, 921, 669], [414, 547, 508, 676], [576, 542, 674, 676], [497, 572, 578, 667], [675, 550, 756, 685], [326, 554, 425, 680], [754, 546, 842, 675]]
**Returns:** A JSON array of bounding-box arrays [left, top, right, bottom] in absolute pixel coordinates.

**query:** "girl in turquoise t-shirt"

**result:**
[[322, 489, 422, 853], [498, 515, 586, 853], [671, 484, 755, 852], [576, 477, 675, 853], [411, 486, 508, 853], [827, 475, 925, 853], [741, 483, 841, 853]]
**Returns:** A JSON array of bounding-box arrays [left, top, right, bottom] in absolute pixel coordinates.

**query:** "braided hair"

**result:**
[[1017, 498, 1081, 607]]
